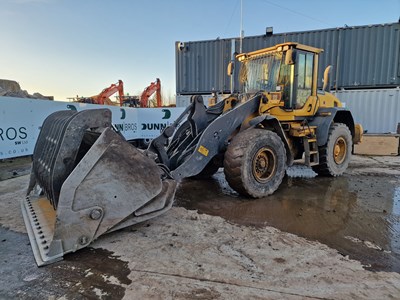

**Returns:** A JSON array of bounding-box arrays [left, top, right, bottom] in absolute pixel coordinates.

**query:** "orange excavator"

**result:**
[[77, 79, 162, 107], [139, 78, 162, 107], [77, 80, 124, 106]]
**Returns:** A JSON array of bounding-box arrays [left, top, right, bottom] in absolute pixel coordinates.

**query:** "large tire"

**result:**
[[312, 123, 352, 176], [223, 128, 287, 198]]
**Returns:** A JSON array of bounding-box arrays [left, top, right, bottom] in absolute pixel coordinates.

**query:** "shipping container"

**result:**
[[333, 89, 400, 134], [176, 22, 400, 95]]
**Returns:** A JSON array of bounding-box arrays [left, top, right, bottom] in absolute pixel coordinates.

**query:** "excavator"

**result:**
[[139, 78, 162, 107], [77, 80, 124, 106], [121, 78, 162, 107], [22, 42, 362, 266], [77, 78, 162, 107]]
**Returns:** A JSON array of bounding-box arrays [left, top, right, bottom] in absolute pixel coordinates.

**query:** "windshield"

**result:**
[[239, 52, 282, 93]]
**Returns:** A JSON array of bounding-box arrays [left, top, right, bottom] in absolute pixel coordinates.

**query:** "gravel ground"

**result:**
[[0, 155, 399, 299]]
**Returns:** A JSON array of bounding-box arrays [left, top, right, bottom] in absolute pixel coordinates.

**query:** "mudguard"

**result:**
[[309, 108, 355, 146]]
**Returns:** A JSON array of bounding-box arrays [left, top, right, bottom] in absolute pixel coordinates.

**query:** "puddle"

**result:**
[[0, 227, 131, 299], [176, 169, 400, 273], [52, 248, 132, 299], [0, 156, 32, 181]]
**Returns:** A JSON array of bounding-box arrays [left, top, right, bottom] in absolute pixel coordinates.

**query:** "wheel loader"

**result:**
[[22, 42, 362, 266]]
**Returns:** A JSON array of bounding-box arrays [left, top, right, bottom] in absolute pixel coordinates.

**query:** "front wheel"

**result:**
[[312, 123, 352, 176], [223, 129, 287, 198]]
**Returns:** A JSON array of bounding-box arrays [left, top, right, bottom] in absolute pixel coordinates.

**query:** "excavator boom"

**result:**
[[78, 80, 124, 106], [97, 79, 124, 106], [140, 78, 162, 107]]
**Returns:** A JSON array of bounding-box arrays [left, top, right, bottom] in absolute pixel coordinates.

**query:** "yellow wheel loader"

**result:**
[[23, 42, 362, 266]]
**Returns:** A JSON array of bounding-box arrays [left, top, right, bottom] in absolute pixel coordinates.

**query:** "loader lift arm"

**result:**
[[148, 94, 267, 179]]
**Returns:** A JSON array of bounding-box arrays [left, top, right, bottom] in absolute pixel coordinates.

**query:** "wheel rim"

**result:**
[[252, 147, 276, 183], [333, 137, 347, 164]]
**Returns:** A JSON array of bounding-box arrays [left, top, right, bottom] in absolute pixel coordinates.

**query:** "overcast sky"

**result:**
[[1, 0, 399, 101]]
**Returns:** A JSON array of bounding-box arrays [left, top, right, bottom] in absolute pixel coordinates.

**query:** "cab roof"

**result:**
[[236, 42, 323, 61]]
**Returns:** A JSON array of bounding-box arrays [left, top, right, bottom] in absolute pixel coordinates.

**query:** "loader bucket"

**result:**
[[22, 109, 177, 266]]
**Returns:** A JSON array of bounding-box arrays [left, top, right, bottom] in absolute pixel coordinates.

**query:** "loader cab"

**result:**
[[283, 48, 316, 110], [238, 42, 321, 113]]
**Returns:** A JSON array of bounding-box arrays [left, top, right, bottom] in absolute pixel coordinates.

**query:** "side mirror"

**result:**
[[227, 61, 234, 76], [285, 49, 296, 65]]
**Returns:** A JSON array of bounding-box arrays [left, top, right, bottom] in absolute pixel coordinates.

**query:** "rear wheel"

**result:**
[[312, 123, 352, 176], [224, 128, 287, 198]]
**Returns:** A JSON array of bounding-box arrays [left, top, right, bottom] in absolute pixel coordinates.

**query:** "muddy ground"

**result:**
[[0, 155, 399, 299]]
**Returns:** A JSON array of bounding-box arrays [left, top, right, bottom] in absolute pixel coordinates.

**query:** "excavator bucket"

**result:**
[[22, 109, 177, 266]]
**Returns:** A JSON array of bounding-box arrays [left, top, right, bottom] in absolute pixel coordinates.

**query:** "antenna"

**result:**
[[240, 0, 243, 53]]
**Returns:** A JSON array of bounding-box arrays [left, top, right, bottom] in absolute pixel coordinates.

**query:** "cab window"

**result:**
[[296, 52, 314, 108]]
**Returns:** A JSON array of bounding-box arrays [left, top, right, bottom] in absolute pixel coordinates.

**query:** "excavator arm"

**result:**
[[95, 80, 124, 106], [77, 80, 124, 105], [140, 78, 162, 107]]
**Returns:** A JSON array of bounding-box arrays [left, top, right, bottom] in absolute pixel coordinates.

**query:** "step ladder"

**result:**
[[303, 137, 319, 166]]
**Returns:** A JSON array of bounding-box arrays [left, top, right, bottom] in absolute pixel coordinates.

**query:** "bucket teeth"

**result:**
[[22, 195, 61, 266]]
